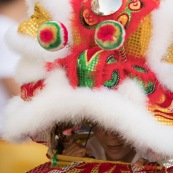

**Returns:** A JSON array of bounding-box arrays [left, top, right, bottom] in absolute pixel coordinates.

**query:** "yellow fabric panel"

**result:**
[[124, 15, 152, 58], [0, 140, 49, 173]]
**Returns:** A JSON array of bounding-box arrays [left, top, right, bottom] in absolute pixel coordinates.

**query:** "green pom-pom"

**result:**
[[37, 21, 68, 51], [95, 20, 125, 50]]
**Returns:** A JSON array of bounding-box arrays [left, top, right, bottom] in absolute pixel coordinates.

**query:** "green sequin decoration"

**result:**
[[104, 70, 120, 89], [107, 55, 118, 64], [133, 77, 155, 95], [145, 81, 155, 95], [133, 65, 147, 73], [78, 50, 102, 87]]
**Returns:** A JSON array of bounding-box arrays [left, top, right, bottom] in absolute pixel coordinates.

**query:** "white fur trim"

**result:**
[[15, 58, 46, 84], [5, 0, 73, 84], [5, 26, 71, 60], [5, 25, 71, 84], [3, 69, 173, 157], [117, 79, 148, 106], [147, 0, 173, 91]]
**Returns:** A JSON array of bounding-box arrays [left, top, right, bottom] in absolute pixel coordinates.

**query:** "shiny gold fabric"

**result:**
[[124, 15, 152, 58], [18, 2, 51, 37], [163, 43, 173, 64]]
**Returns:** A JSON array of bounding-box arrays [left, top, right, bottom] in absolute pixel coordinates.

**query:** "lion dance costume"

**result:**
[[3, 0, 173, 172]]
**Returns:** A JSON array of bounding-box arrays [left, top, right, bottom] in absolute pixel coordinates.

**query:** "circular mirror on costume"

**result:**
[[91, 0, 122, 16]]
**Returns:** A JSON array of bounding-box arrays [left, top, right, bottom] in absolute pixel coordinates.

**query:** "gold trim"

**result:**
[[18, 2, 51, 37]]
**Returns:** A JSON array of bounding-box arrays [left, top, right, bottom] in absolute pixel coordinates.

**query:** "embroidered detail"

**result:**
[[117, 0, 143, 29], [77, 48, 103, 87], [128, 0, 142, 11], [21, 80, 45, 101], [80, 7, 98, 29], [132, 65, 148, 73], [117, 13, 129, 28]]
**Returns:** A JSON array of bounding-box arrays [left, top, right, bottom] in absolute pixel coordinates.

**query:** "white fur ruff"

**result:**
[[3, 68, 173, 158], [4, 0, 73, 84], [147, 0, 173, 91], [3, 0, 173, 159]]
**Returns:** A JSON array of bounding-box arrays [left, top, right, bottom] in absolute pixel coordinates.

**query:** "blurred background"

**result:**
[[0, 0, 49, 172]]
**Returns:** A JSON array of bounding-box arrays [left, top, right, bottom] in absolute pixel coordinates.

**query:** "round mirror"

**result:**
[[91, 0, 122, 16]]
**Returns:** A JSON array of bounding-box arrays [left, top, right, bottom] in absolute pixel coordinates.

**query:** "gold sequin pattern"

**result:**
[[148, 102, 173, 126], [66, 168, 81, 173], [18, 2, 51, 37], [90, 164, 99, 173], [156, 94, 166, 104], [72, 29, 83, 46], [124, 15, 152, 58], [154, 116, 173, 126], [162, 43, 173, 64]]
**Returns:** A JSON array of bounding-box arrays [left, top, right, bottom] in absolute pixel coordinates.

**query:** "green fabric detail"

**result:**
[[133, 65, 147, 73], [144, 81, 155, 95], [52, 153, 57, 167], [78, 50, 101, 87], [107, 55, 118, 64], [133, 77, 155, 95], [104, 70, 119, 89]]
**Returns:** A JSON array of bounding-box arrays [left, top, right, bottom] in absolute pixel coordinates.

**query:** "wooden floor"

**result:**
[[0, 140, 49, 173]]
